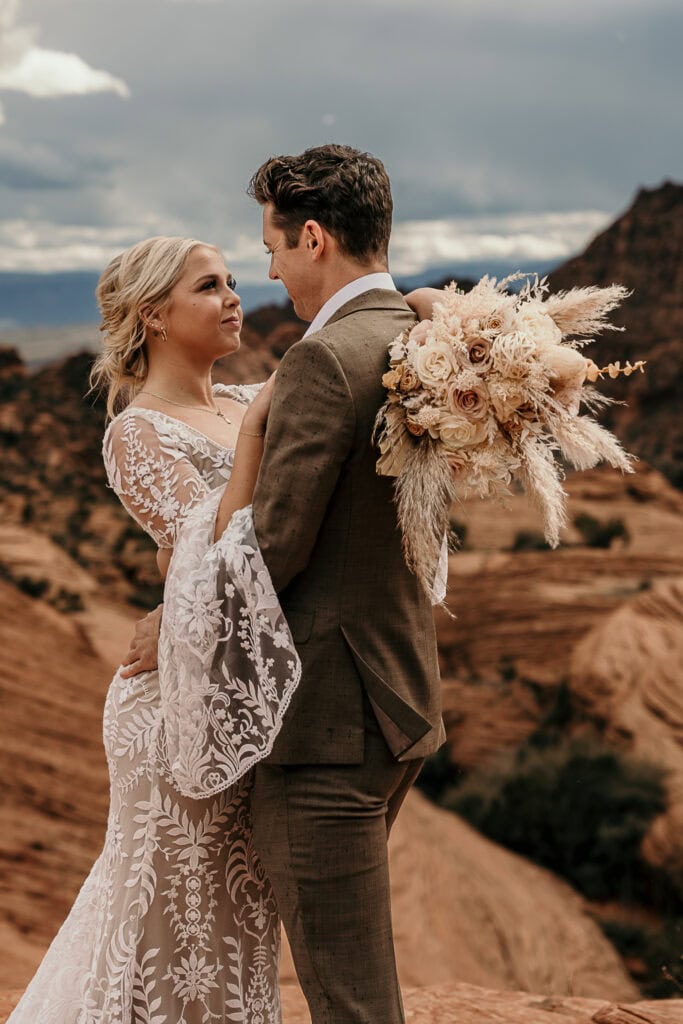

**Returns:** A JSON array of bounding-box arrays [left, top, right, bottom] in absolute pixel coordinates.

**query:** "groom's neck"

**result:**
[[312, 256, 388, 314]]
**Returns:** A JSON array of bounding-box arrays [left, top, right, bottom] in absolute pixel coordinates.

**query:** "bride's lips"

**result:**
[[221, 314, 241, 328]]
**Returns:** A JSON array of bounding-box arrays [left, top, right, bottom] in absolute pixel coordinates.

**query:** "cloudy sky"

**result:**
[[0, 0, 680, 284]]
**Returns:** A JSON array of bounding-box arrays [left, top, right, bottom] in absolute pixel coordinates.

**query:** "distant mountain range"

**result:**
[[0, 272, 289, 331], [0, 260, 556, 334]]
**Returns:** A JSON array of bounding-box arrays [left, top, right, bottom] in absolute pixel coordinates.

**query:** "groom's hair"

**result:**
[[248, 144, 392, 264]]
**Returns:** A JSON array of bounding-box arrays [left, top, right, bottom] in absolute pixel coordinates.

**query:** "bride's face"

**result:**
[[160, 246, 243, 360]]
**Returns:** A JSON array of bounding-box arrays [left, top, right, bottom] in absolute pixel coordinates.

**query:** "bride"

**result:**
[[9, 236, 300, 1024]]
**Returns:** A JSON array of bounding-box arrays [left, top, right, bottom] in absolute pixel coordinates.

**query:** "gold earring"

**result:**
[[159, 324, 168, 343]]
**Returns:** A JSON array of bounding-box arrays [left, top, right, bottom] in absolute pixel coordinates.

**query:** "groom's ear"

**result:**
[[302, 220, 326, 261]]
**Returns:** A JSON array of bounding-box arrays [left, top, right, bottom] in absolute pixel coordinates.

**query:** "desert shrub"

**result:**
[[574, 512, 629, 549], [16, 575, 50, 599], [442, 735, 666, 901], [600, 917, 683, 998], [416, 745, 464, 801], [49, 588, 84, 613], [511, 530, 551, 552]]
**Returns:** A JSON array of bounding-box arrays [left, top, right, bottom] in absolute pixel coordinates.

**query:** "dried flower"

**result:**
[[375, 272, 641, 601], [406, 419, 426, 437], [415, 405, 442, 429], [408, 320, 432, 347], [382, 368, 401, 390]]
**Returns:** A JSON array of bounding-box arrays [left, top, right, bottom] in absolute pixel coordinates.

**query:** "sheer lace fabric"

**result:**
[[9, 383, 295, 1024]]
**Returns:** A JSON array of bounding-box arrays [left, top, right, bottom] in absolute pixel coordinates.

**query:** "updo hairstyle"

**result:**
[[90, 236, 210, 417]]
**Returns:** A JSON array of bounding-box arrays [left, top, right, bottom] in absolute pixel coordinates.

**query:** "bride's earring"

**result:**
[[149, 321, 168, 343]]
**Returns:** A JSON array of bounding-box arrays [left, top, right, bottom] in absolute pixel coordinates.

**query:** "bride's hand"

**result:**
[[240, 371, 277, 437], [120, 603, 163, 678], [404, 287, 444, 323]]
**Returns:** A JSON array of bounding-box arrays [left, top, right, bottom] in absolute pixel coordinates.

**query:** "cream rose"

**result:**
[[437, 412, 490, 451], [412, 340, 457, 387], [514, 302, 562, 350], [482, 307, 514, 337]]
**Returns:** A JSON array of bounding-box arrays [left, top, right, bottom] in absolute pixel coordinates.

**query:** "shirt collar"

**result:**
[[303, 272, 397, 338]]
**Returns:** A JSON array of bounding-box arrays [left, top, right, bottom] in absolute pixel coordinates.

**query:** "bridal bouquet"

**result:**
[[374, 274, 644, 598]]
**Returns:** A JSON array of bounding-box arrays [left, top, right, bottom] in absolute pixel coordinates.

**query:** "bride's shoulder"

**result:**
[[212, 381, 266, 405], [101, 403, 173, 455]]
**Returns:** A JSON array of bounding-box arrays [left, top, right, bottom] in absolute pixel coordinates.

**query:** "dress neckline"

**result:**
[[110, 383, 250, 454]]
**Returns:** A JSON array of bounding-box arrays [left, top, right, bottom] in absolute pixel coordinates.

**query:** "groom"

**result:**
[[248, 144, 444, 1024]]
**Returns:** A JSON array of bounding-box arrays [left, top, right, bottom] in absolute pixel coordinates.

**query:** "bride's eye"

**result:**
[[227, 275, 237, 291], [201, 278, 217, 290]]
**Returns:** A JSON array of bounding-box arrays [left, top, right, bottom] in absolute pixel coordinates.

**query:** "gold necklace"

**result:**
[[138, 390, 232, 424]]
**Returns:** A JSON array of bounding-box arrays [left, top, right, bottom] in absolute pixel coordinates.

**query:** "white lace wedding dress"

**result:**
[[9, 383, 301, 1024]]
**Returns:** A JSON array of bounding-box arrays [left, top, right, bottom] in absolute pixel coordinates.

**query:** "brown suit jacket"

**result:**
[[252, 288, 444, 764]]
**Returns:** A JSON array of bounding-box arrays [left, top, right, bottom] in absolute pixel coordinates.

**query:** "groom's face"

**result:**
[[262, 204, 318, 321]]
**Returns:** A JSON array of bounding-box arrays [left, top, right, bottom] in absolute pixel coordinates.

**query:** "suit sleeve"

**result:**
[[252, 336, 355, 593]]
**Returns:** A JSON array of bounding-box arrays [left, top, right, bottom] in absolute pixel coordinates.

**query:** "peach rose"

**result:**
[[447, 384, 489, 421], [466, 337, 492, 370], [406, 418, 426, 437], [382, 368, 402, 390], [398, 365, 420, 392]]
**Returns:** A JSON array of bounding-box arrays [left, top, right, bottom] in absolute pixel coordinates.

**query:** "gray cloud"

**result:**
[[0, 0, 680, 276]]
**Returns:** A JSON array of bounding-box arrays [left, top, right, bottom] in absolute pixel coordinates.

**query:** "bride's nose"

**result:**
[[224, 286, 240, 308]]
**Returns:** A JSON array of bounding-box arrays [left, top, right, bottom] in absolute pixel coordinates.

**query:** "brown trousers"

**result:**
[[251, 704, 423, 1024]]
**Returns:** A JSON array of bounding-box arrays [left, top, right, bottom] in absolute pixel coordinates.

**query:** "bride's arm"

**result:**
[[212, 374, 276, 541], [157, 547, 172, 578], [404, 287, 445, 322]]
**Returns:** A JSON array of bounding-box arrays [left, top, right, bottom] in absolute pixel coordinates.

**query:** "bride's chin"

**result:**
[[219, 337, 241, 357]]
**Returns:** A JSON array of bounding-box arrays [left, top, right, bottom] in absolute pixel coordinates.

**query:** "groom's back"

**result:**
[[255, 289, 443, 765]]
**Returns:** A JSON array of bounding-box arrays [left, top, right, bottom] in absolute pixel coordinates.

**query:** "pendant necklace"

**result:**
[[138, 390, 232, 424]]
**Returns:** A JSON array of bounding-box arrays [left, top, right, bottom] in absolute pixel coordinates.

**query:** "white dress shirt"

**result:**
[[303, 272, 397, 338]]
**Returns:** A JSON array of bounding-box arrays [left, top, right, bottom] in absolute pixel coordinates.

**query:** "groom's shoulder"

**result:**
[[301, 292, 416, 363]]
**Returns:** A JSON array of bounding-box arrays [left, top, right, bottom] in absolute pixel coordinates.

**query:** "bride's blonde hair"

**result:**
[[90, 235, 211, 417]]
